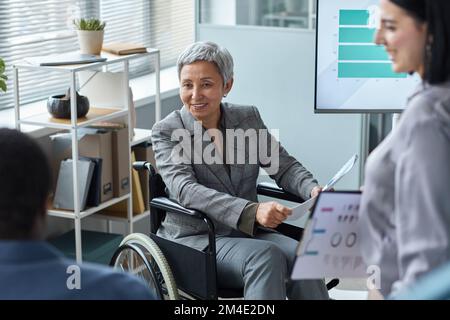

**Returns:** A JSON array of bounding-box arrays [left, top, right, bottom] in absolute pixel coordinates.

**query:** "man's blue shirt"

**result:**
[[0, 240, 156, 300]]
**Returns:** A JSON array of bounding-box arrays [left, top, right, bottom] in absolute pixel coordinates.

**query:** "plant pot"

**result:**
[[77, 30, 104, 55], [47, 90, 90, 119]]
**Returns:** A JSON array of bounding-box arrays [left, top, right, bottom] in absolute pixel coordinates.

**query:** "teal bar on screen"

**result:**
[[339, 10, 369, 25], [338, 62, 407, 78], [339, 45, 389, 61], [339, 28, 375, 43]]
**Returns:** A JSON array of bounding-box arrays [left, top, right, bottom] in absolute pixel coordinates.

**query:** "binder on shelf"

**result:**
[[134, 142, 156, 210], [111, 126, 130, 197], [104, 151, 145, 216], [53, 158, 95, 211], [85, 157, 102, 207], [87, 123, 130, 198]]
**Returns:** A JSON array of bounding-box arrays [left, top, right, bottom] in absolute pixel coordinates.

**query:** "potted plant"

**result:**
[[73, 18, 106, 55], [0, 58, 7, 93]]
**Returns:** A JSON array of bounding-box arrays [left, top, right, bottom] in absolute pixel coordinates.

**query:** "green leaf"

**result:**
[[73, 18, 105, 31], [0, 80, 7, 93], [0, 58, 6, 92]]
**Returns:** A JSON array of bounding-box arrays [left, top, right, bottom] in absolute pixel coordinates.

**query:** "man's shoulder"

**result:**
[[75, 261, 156, 299]]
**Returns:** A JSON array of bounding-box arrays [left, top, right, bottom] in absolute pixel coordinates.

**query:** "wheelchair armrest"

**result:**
[[150, 197, 217, 256], [151, 197, 206, 219], [257, 182, 305, 203], [274, 222, 304, 241]]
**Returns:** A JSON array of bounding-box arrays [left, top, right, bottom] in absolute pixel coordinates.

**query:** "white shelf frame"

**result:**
[[13, 49, 160, 263], [48, 194, 131, 219], [91, 209, 151, 224], [18, 109, 129, 130], [132, 128, 152, 147]]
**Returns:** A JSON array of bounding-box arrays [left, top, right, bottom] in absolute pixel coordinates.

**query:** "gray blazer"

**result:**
[[151, 103, 318, 250]]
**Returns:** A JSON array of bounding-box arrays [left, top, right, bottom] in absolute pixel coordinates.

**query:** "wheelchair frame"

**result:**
[[111, 161, 338, 300]]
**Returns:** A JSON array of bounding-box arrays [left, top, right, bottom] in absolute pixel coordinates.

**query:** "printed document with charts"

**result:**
[[287, 154, 358, 221], [291, 191, 367, 279]]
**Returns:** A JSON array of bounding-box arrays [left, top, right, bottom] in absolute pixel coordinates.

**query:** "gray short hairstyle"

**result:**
[[177, 41, 234, 86]]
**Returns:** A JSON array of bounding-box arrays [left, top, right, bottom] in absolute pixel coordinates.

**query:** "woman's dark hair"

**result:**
[[390, 0, 450, 84], [0, 128, 51, 239]]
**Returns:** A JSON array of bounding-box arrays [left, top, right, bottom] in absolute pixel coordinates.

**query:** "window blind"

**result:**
[[150, 0, 195, 68], [100, 0, 195, 74], [0, 0, 82, 110], [100, 0, 151, 76], [0, 0, 194, 110]]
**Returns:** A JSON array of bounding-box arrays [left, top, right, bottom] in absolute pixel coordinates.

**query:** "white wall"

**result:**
[[197, 25, 364, 190]]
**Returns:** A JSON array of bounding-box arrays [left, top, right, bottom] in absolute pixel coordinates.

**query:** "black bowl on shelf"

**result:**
[[47, 90, 90, 119]]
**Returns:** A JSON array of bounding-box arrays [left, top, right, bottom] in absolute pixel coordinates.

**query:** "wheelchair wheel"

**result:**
[[111, 233, 179, 300]]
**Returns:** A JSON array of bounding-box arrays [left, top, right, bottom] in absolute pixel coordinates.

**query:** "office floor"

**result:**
[[222, 278, 369, 300]]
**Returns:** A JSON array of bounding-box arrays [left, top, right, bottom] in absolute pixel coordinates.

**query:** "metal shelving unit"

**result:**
[[13, 49, 159, 263]]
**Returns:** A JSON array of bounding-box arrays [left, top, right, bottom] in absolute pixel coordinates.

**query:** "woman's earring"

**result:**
[[223, 94, 227, 98]]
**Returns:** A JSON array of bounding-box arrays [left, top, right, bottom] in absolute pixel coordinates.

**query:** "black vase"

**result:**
[[47, 90, 90, 119]]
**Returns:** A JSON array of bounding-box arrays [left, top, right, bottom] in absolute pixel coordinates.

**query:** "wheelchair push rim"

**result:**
[[110, 233, 179, 300]]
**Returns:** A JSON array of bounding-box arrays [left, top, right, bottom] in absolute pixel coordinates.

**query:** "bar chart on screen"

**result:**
[[338, 7, 407, 78], [315, 0, 420, 112], [337, 8, 405, 79]]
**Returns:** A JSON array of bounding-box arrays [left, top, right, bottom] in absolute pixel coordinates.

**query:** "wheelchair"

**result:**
[[110, 161, 339, 300]]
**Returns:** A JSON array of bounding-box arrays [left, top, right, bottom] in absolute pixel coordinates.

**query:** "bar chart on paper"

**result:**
[[337, 9, 405, 79], [315, 0, 420, 112]]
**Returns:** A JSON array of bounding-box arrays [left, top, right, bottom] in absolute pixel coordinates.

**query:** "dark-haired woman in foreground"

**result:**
[[360, 0, 450, 298]]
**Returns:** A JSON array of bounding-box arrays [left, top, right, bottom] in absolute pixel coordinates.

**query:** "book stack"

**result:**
[[53, 158, 95, 211], [102, 42, 147, 55]]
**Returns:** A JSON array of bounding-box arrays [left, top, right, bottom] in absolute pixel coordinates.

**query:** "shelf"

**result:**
[[19, 107, 127, 129], [132, 128, 152, 146], [48, 193, 131, 219], [93, 210, 150, 223], [14, 49, 160, 72], [131, 210, 151, 223], [14, 47, 161, 263]]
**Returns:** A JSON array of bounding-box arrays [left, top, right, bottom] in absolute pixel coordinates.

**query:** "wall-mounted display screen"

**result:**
[[315, 0, 420, 113]]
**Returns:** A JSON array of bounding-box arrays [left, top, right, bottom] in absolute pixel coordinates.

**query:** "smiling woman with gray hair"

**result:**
[[151, 41, 328, 300], [177, 41, 234, 87]]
